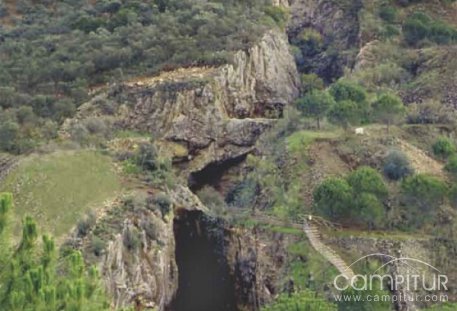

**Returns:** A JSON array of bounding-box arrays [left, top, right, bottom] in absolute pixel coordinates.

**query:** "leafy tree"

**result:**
[[372, 93, 406, 133], [313, 178, 352, 219], [262, 291, 337, 311], [300, 73, 325, 94], [383, 150, 414, 180], [355, 192, 384, 229], [296, 90, 335, 129], [347, 166, 388, 199], [329, 80, 367, 103], [327, 100, 361, 129], [432, 137, 456, 159]]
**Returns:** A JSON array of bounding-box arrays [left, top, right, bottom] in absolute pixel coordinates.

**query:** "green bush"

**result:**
[[151, 192, 172, 218], [401, 174, 448, 212], [379, 6, 397, 23], [403, 12, 457, 46], [383, 150, 414, 180], [123, 226, 141, 251], [445, 155, 457, 175], [432, 137, 456, 159]]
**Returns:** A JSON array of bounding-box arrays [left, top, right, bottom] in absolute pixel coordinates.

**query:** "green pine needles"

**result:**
[[0, 193, 110, 311]]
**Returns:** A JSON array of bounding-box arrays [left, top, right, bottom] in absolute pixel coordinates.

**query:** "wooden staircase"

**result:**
[[303, 220, 355, 280]]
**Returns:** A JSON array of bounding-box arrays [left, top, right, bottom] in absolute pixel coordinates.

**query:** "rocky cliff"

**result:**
[[69, 28, 299, 175]]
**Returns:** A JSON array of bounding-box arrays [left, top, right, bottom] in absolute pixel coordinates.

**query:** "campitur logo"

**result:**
[[333, 253, 449, 303]]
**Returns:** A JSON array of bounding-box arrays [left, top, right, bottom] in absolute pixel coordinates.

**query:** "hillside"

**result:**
[[0, 0, 456, 311]]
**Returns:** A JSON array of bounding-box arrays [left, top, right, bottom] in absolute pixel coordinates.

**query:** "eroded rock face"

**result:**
[[70, 29, 299, 174], [88, 186, 208, 310], [121, 30, 298, 173]]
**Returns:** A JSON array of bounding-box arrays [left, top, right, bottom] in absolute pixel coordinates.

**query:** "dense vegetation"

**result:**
[[0, 0, 280, 153]]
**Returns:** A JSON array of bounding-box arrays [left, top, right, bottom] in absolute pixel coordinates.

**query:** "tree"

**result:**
[[347, 166, 388, 199], [296, 90, 335, 129], [327, 100, 360, 129], [329, 80, 367, 103], [313, 177, 352, 219], [300, 73, 324, 94], [372, 93, 406, 133], [383, 150, 414, 180], [356, 192, 384, 229]]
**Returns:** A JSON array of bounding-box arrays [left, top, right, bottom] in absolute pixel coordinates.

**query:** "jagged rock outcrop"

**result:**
[[68, 29, 299, 174]]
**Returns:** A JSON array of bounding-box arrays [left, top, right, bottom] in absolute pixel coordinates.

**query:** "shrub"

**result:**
[[403, 12, 456, 46], [379, 6, 397, 23], [151, 193, 172, 218], [403, 13, 431, 45], [76, 211, 96, 237], [432, 137, 456, 159], [123, 226, 141, 251], [383, 150, 414, 180], [401, 174, 448, 211], [197, 186, 227, 213], [226, 178, 258, 209], [135, 142, 158, 171], [91, 236, 106, 256], [445, 155, 457, 175]]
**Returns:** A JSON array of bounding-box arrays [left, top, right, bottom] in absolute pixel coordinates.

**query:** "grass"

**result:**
[[286, 240, 339, 291], [1, 150, 122, 238], [324, 227, 433, 241], [286, 130, 340, 154]]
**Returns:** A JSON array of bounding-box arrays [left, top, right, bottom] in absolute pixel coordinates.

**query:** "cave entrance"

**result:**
[[188, 154, 247, 194], [169, 210, 238, 311]]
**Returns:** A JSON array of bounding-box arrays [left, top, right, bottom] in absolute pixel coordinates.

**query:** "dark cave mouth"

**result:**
[[169, 210, 238, 311], [187, 154, 247, 193]]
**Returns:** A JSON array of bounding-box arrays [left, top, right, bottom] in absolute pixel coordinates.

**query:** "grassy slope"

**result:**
[[0, 150, 122, 237]]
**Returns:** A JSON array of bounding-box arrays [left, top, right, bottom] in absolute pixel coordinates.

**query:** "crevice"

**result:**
[[168, 210, 238, 311]]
